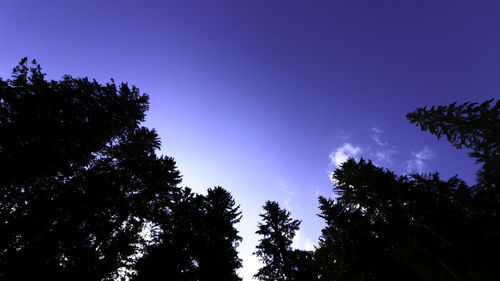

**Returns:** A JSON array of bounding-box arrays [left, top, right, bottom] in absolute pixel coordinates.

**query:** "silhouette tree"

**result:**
[[0, 58, 182, 281], [254, 201, 301, 281], [316, 159, 476, 281], [133, 186, 242, 281], [132, 188, 202, 281], [289, 249, 318, 281], [407, 99, 500, 279], [197, 186, 242, 281], [407, 99, 500, 187], [316, 99, 500, 281]]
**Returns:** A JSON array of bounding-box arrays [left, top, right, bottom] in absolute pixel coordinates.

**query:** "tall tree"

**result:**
[[132, 188, 202, 281], [198, 186, 242, 281], [316, 99, 500, 281], [316, 159, 474, 281], [254, 201, 301, 281], [407, 99, 500, 279], [133, 186, 242, 281], [0, 58, 182, 281]]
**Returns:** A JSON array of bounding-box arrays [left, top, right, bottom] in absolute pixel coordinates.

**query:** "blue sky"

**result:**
[[2, 1, 499, 279]]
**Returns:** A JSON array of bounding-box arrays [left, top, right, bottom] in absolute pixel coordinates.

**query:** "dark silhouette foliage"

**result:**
[[254, 201, 315, 281], [0, 58, 183, 281], [316, 99, 500, 281], [407, 99, 500, 279], [0, 59, 245, 281], [133, 186, 242, 281], [407, 99, 500, 187], [132, 188, 201, 281], [198, 186, 243, 281], [3, 58, 497, 281], [289, 249, 317, 281], [316, 160, 476, 280]]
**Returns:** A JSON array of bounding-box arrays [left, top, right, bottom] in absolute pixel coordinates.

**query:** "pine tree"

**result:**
[[315, 99, 500, 280], [133, 187, 242, 281], [198, 186, 242, 281], [0, 58, 182, 281], [254, 201, 300, 281]]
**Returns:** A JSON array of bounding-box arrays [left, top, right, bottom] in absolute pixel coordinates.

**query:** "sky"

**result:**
[[1, 0, 499, 279]]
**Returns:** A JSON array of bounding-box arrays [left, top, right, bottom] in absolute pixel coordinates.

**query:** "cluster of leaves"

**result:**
[[0, 59, 242, 281]]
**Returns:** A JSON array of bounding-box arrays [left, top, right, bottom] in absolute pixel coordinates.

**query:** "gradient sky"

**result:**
[[2, 1, 499, 279]]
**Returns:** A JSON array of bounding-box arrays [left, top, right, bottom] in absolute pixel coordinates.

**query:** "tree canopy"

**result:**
[[0, 59, 242, 281], [407, 99, 500, 187], [316, 160, 476, 280], [133, 186, 242, 281], [254, 201, 313, 281], [2, 58, 498, 281], [315, 99, 500, 281], [0, 58, 182, 280]]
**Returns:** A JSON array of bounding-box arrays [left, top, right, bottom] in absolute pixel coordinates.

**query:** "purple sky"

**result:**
[[2, 1, 499, 279]]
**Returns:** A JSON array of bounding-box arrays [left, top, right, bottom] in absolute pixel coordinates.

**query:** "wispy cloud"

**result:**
[[406, 146, 434, 173], [373, 148, 397, 166], [330, 128, 437, 179], [370, 126, 388, 146], [329, 143, 361, 167], [335, 130, 352, 141], [369, 127, 396, 166], [277, 181, 295, 210]]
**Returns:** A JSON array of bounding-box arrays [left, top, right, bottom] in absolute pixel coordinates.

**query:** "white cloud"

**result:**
[[329, 128, 437, 179], [330, 127, 399, 170], [406, 146, 434, 173], [329, 143, 361, 167]]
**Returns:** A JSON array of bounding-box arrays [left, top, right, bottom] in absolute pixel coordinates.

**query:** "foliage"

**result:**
[[316, 99, 500, 281], [254, 201, 303, 281], [289, 249, 317, 281], [316, 159, 479, 280], [133, 186, 242, 281], [132, 188, 201, 281], [0, 58, 244, 281], [407, 99, 500, 187], [407, 99, 500, 279], [3, 58, 498, 281], [0, 58, 182, 281], [198, 186, 243, 281]]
